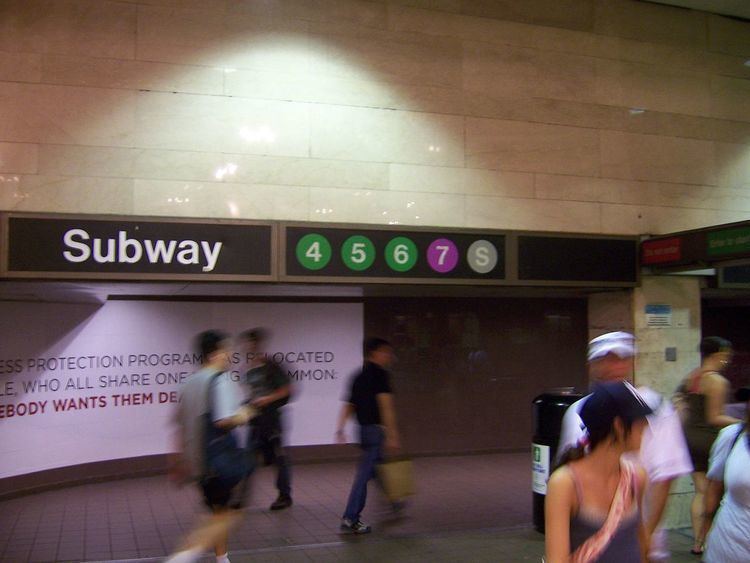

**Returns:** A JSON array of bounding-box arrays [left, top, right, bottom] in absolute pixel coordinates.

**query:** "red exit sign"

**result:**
[[642, 237, 682, 265]]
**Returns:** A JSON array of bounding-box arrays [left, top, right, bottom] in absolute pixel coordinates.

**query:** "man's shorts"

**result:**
[[199, 477, 232, 509]]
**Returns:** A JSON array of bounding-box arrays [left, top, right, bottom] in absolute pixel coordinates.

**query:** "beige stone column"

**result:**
[[634, 275, 701, 531], [588, 276, 702, 530], [587, 290, 635, 392], [588, 290, 634, 341], [633, 276, 701, 395], [589, 277, 701, 393]]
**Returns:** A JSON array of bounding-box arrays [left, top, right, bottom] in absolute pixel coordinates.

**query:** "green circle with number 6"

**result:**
[[296, 233, 332, 270], [341, 235, 375, 271], [385, 237, 417, 272]]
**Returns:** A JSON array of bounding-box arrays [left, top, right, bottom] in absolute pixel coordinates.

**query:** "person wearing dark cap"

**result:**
[[240, 328, 293, 511], [557, 332, 693, 561], [676, 336, 740, 555], [546, 381, 652, 562], [701, 386, 750, 563]]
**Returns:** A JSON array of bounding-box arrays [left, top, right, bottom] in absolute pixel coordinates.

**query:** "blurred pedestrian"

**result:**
[[676, 336, 740, 555], [702, 387, 750, 563], [168, 330, 253, 563], [240, 328, 293, 511], [557, 332, 692, 560], [335, 337, 401, 534]]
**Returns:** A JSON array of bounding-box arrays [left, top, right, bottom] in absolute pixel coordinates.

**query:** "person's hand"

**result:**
[[335, 429, 346, 444], [168, 455, 187, 486], [385, 433, 401, 453], [236, 405, 256, 424], [252, 395, 273, 408]]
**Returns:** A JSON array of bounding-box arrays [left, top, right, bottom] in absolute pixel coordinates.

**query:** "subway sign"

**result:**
[[282, 224, 507, 283], [2, 215, 274, 280], [1, 214, 639, 286]]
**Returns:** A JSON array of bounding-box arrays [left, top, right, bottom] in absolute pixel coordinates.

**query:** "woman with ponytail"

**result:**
[[678, 336, 739, 555], [545, 381, 652, 563]]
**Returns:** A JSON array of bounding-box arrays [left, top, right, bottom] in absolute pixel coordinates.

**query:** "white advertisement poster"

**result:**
[[0, 300, 363, 479]]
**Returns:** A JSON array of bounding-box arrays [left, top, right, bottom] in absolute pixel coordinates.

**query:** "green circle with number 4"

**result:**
[[341, 235, 375, 271], [385, 237, 417, 272], [296, 233, 331, 270]]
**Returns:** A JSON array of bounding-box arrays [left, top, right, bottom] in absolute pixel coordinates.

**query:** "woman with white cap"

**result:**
[[545, 381, 652, 563]]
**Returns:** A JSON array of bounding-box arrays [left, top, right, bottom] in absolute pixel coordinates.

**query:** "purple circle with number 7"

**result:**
[[427, 238, 459, 273]]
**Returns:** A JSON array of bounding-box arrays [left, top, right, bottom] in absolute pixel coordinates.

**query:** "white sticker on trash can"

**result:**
[[532, 443, 550, 495]]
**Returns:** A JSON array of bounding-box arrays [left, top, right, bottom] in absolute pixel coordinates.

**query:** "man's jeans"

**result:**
[[251, 412, 292, 497], [343, 424, 384, 521]]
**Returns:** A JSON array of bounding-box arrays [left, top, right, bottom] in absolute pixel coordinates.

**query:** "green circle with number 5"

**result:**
[[296, 233, 332, 270], [341, 235, 375, 271], [385, 237, 417, 272]]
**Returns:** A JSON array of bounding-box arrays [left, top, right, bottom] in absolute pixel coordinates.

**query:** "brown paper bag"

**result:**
[[377, 459, 415, 502]]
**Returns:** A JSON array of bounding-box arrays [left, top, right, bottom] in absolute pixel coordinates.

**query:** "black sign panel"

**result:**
[[284, 226, 506, 282], [518, 236, 637, 283], [719, 264, 750, 287], [5, 216, 273, 278]]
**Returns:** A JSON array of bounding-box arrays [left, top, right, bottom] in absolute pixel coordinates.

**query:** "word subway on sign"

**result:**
[[3, 215, 274, 280]]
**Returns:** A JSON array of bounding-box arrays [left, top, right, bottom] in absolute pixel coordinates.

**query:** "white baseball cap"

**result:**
[[587, 331, 636, 362]]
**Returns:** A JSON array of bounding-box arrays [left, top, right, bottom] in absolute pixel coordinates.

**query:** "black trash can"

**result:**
[[532, 387, 583, 533]]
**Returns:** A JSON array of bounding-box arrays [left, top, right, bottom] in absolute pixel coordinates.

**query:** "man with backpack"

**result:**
[[169, 330, 253, 563]]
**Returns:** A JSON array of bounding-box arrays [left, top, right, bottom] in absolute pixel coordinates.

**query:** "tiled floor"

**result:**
[[0, 452, 698, 562]]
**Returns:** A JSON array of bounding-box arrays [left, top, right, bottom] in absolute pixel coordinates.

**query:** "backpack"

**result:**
[[202, 372, 251, 490]]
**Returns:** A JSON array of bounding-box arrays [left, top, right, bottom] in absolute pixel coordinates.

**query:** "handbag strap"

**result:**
[[571, 459, 636, 563], [728, 424, 747, 458], [205, 370, 221, 426], [203, 371, 228, 466]]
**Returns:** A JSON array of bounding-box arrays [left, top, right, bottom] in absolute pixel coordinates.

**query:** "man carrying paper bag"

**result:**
[[336, 337, 406, 534]]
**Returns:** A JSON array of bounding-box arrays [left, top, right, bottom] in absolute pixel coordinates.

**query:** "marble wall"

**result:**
[[0, 0, 749, 234]]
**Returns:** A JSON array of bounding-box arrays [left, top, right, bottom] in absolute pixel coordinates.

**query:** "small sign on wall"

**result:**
[[645, 304, 672, 328], [531, 443, 550, 495]]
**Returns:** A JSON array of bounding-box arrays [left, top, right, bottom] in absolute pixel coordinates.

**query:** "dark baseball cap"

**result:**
[[580, 381, 653, 436]]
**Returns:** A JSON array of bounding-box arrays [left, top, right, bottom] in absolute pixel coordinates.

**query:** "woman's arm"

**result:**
[[635, 467, 649, 563], [545, 467, 575, 563], [703, 374, 741, 428], [701, 478, 724, 543]]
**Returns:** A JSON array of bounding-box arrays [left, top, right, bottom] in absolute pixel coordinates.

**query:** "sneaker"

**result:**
[[270, 495, 292, 510], [340, 518, 371, 534]]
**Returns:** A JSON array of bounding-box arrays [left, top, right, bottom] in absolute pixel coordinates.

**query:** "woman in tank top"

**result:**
[[677, 336, 739, 555], [545, 381, 651, 563]]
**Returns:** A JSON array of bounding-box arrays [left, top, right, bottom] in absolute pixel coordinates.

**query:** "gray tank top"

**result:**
[[568, 466, 641, 563]]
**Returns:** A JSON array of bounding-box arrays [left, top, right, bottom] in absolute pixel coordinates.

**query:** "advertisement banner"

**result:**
[[0, 301, 363, 479]]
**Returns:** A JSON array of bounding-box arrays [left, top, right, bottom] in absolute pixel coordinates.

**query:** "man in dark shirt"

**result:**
[[335, 337, 401, 534], [241, 328, 293, 511]]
